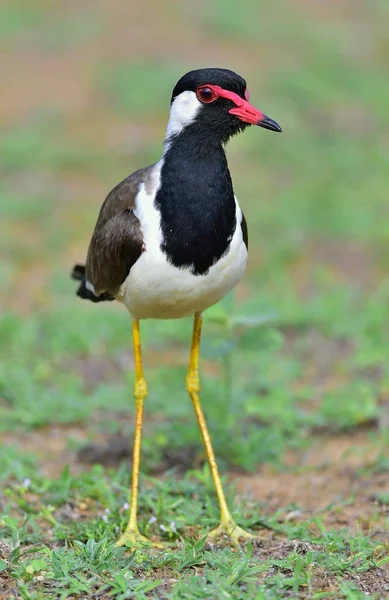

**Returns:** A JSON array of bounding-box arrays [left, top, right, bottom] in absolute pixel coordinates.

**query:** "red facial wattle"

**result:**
[[196, 84, 282, 132]]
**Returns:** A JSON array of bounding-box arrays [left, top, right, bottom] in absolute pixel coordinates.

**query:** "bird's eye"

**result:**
[[196, 86, 217, 104]]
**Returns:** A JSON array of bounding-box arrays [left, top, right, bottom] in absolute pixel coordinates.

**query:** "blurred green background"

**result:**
[[1, 0, 389, 597]]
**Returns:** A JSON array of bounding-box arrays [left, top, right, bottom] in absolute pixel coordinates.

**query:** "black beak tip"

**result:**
[[257, 115, 282, 133]]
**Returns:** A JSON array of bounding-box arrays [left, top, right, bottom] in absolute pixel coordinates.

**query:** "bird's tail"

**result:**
[[71, 264, 114, 303]]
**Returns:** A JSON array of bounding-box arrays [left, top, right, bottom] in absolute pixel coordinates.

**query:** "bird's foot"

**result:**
[[207, 519, 257, 547], [116, 528, 164, 549]]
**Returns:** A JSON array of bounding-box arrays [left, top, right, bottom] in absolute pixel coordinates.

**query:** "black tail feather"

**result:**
[[70, 264, 115, 303], [71, 264, 86, 281]]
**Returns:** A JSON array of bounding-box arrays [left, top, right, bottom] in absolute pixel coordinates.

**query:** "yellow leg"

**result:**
[[116, 320, 152, 547], [186, 313, 256, 546]]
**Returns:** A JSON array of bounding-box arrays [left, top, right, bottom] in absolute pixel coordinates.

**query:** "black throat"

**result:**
[[155, 125, 236, 276]]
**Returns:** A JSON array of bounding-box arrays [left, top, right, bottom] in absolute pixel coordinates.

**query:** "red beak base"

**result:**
[[214, 85, 281, 132], [230, 102, 282, 132]]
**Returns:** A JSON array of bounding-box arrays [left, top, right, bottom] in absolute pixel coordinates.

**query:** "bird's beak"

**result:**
[[257, 114, 282, 133], [229, 101, 282, 132]]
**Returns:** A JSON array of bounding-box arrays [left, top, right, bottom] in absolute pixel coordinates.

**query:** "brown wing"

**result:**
[[85, 165, 154, 296]]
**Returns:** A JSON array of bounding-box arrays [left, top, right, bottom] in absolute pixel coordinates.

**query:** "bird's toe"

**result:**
[[207, 521, 258, 547], [116, 529, 164, 549]]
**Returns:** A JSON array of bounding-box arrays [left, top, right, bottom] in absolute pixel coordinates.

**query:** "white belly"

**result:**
[[119, 228, 247, 319], [117, 179, 246, 319]]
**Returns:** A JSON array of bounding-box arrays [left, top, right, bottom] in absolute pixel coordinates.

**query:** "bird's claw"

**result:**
[[207, 520, 257, 547]]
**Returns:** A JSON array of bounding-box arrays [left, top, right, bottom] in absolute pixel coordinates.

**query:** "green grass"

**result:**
[[1, 0, 389, 597], [1, 465, 388, 599]]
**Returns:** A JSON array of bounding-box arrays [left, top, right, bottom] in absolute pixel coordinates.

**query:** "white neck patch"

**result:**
[[165, 90, 202, 148]]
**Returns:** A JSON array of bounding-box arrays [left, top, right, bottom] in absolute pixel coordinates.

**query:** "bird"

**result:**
[[71, 67, 281, 547]]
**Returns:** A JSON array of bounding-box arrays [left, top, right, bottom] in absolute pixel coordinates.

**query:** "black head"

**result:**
[[166, 67, 281, 146], [171, 68, 247, 103]]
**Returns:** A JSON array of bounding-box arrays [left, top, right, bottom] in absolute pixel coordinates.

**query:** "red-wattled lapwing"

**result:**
[[71, 68, 281, 547]]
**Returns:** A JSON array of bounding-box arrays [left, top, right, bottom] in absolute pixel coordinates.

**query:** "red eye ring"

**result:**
[[196, 85, 218, 104]]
